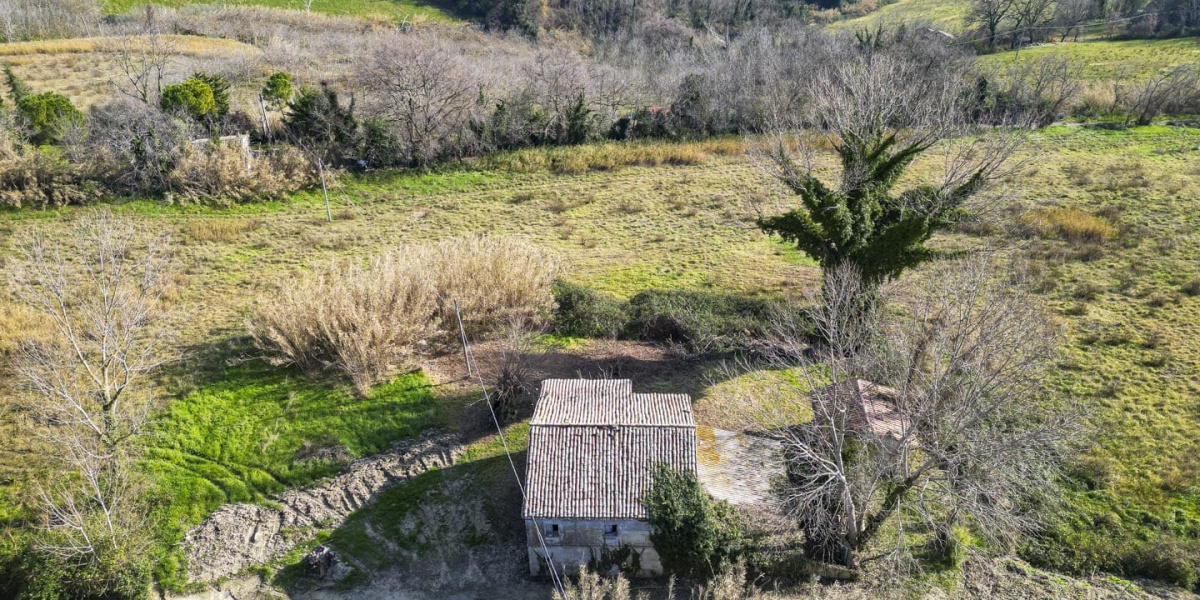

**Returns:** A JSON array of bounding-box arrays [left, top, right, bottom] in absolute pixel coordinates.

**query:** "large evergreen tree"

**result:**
[[758, 48, 1017, 292], [758, 132, 984, 289]]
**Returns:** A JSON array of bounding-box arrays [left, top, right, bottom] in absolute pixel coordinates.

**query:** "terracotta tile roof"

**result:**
[[523, 379, 697, 520], [696, 426, 784, 509], [530, 379, 694, 427], [814, 379, 910, 441]]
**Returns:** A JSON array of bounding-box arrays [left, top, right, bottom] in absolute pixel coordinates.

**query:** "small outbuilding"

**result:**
[[522, 379, 696, 577], [813, 379, 910, 442]]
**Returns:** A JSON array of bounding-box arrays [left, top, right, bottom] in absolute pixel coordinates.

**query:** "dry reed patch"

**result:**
[[248, 236, 560, 394], [1020, 207, 1117, 244]]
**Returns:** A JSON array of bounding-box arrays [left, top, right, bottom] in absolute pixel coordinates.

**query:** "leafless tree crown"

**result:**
[[8, 209, 175, 561]]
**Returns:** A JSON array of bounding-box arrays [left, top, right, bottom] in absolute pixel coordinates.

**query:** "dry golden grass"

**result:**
[[485, 139, 743, 175], [0, 35, 256, 58], [179, 218, 262, 244], [1020, 207, 1118, 243], [0, 35, 262, 109]]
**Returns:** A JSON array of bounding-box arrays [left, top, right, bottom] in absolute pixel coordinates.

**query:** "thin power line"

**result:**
[[451, 300, 567, 596]]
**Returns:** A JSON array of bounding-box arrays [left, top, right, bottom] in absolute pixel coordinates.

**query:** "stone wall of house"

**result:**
[[525, 518, 664, 577]]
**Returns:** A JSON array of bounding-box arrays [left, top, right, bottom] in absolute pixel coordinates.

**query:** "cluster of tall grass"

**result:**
[[163, 143, 310, 205], [1019, 207, 1117, 244], [249, 236, 559, 393]]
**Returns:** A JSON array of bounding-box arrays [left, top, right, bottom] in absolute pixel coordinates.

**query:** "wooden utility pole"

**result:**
[[258, 93, 272, 143], [318, 158, 332, 222]]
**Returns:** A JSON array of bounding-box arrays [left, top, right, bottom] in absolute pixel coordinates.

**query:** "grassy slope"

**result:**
[[1, 128, 1199, 589], [102, 0, 455, 22], [831, 0, 970, 33], [979, 38, 1200, 81]]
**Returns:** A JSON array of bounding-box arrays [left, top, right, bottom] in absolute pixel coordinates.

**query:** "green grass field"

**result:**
[[102, 0, 456, 21], [832, 0, 970, 32], [979, 37, 1200, 81], [2, 125, 1200, 590]]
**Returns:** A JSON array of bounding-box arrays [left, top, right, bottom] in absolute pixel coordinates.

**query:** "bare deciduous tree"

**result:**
[[748, 256, 1076, 572], [9, 209, 175, 562], [103, 29, 177, 105], [1121, 64, 1200, 126], [1010, 0, 1057, 47], [968, 0, 1017, 49], [359, 33, 481, 166], [1054, 0, 1093, 41]]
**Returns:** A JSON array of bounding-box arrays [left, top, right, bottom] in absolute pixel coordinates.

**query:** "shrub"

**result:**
[[262, 71, 293, 106], [165, 143, 311, 205], [85, 97, 193, 197], [160, 79, 217, 123], [1019, 207, 1117, 244], [1125, 538, 1200, 590], [0, 527, 155, 600], [285, 85, 359, 165], [360, 117, 405, 168], [191, 72, 231, 120], [250, 236, 559, 393], [644, 463, 743, 579], [16, 91, 83, 146], [0, 146, 101, 208], [626, 289, 803, 354], [4, 64, 32, 103], [551, 280, 628, 338]]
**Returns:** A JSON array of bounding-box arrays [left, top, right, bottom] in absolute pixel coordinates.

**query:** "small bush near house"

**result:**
[[644, 463, 744, 579], [626, 289, 804, 354], [551, 280, 628, 338]]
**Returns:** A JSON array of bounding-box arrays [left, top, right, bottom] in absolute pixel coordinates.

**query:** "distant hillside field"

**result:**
[[0, 35, 261, 109], [102, 0, 456, 21], [831, 0, 970, 32], [980, 38, 1200, 81]]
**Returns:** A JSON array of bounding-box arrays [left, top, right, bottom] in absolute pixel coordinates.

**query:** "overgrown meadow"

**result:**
[[1, 124, 1198, 591]]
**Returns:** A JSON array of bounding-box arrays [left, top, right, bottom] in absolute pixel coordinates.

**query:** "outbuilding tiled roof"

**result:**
[[523, 379, 697, 520], [814, 379, 910, 441]]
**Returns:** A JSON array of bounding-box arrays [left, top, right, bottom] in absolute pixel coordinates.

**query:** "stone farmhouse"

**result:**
[[522, 379, 783, 577]]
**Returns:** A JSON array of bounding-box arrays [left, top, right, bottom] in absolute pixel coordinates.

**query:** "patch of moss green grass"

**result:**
[[145, 361, 442, 589], [832, 0, 970, 32]]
